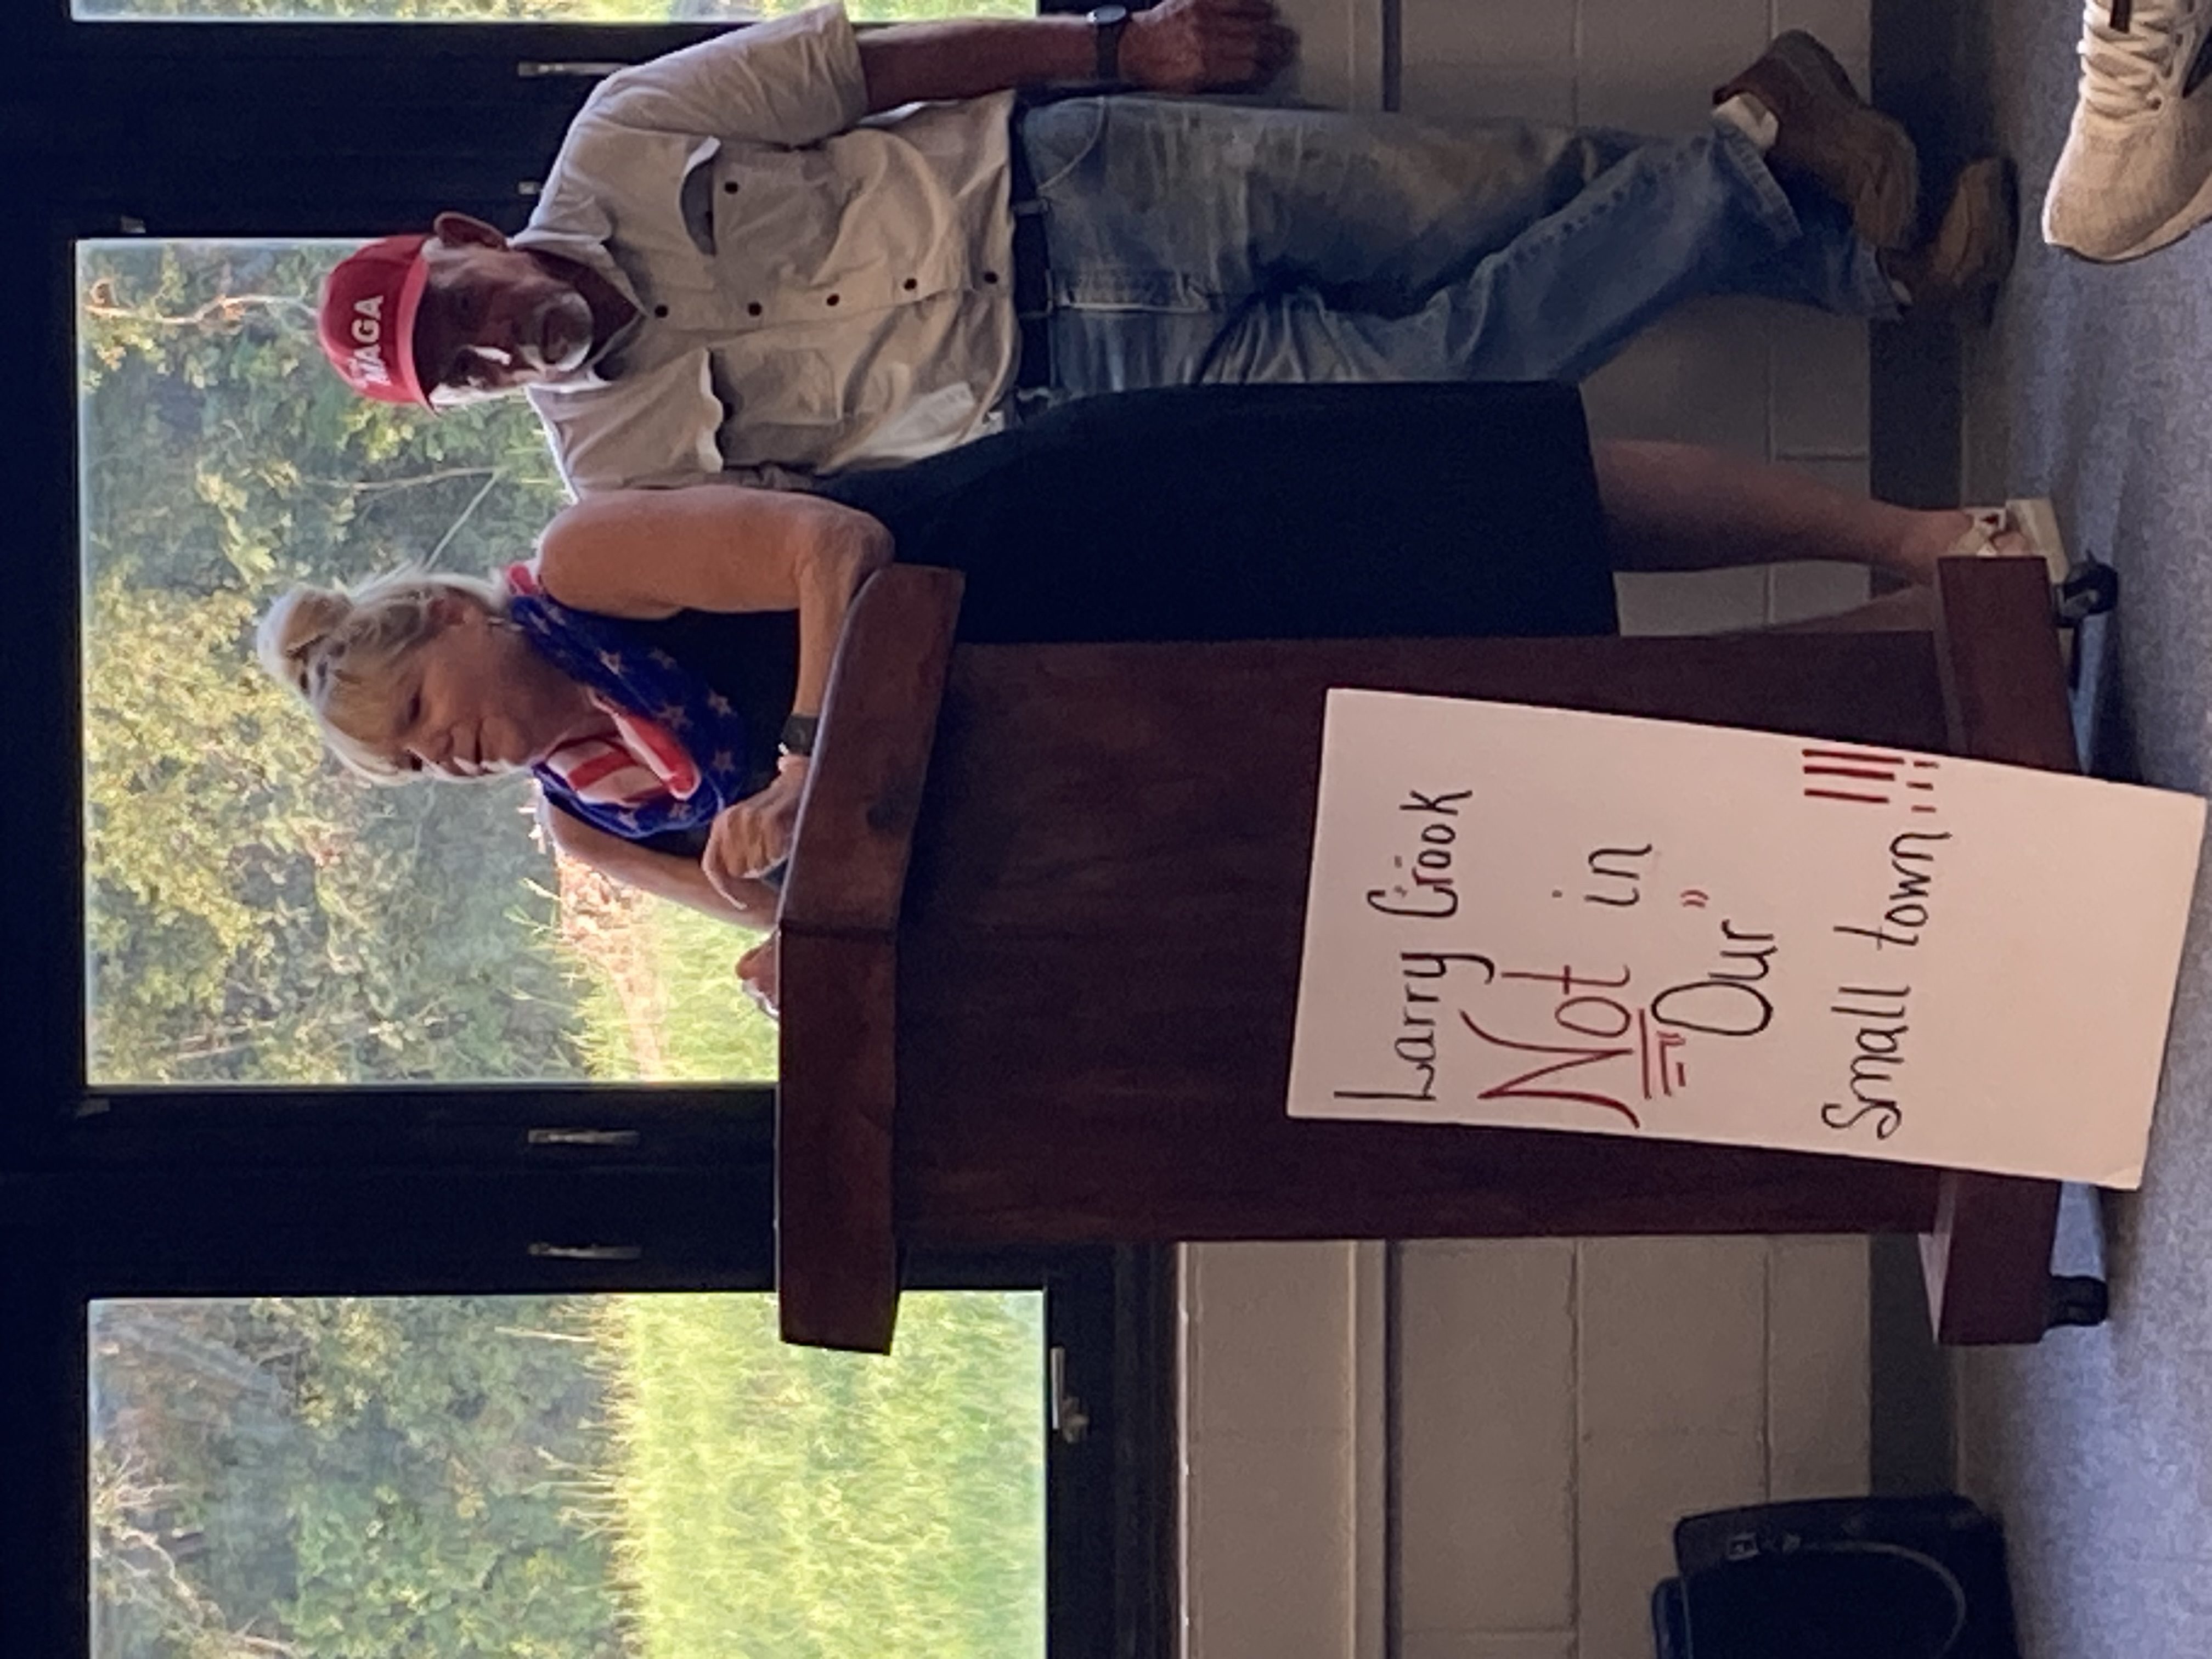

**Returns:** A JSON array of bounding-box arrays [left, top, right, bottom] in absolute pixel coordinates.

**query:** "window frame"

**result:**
[[3, 1207, 1161, 1659], [1, 8, 1172, 1656], [24, 204, 786, 1171]]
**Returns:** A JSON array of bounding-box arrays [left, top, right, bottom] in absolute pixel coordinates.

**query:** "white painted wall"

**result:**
[[1181, 2, 1882, 1655], [1181, 1238, 1872, 1659]]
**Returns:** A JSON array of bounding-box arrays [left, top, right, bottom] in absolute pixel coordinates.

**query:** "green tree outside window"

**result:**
[[82, 241, 780, 1085]]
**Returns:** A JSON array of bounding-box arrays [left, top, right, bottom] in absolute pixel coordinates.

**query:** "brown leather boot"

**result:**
[[1714, 30, 1921, 250], [1882, 158, 2019, 321]]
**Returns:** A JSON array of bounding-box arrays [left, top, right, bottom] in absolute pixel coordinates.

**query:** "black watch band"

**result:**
[[1086, 4, 1131, 83], [778, 712, 821, 759]]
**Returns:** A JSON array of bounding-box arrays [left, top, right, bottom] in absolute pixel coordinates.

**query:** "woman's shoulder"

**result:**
[[532, 486, 731, 614]]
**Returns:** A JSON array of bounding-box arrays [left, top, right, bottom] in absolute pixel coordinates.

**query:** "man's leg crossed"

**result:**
[[1021, 95, 1896, 393]]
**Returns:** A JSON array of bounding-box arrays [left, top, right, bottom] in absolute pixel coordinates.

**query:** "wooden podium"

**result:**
[[775, 557, 2082, 1355]]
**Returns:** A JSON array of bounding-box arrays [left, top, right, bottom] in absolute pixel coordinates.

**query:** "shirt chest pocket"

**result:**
[[710, 138, 961, 315], [709, 146, 865, 294]]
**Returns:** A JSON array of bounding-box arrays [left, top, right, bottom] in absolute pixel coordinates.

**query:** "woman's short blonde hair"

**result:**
[[257, 565, 511, 781]]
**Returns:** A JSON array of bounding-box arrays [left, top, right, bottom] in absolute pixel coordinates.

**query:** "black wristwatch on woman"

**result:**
[[777, 713, 820, 763]]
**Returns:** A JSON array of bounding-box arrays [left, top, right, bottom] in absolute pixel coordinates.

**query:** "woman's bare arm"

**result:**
[[533, 484, 893, 735], [535, 486, 893, 885], [539, 796, 777, 930]]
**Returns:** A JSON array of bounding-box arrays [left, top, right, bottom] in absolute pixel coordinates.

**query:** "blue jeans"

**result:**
[[1018, 97, 1899, 394]]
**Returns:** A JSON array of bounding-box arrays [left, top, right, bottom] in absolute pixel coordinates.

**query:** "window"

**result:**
[[78, 238, 775, 1087], [90, 1293, 1048, 1659], [3, 6, 1164, 1656]]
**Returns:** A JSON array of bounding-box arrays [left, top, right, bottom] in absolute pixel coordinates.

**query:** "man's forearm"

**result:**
[[856, 18, 1096, 113], [856, 0, 1291, 115]]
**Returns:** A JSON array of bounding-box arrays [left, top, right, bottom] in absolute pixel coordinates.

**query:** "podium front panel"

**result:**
[[890, 633, 1953, 1248]]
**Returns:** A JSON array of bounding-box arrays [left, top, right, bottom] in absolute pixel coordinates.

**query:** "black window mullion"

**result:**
[[7, 1164, 777, 1295], [4, 218, 92, 1166], [18, 13, 733, 221], [22, 9, 727, 67], [0, 1254, 86, 1659], [36, 64, 592, 226], [66, 1085, 775, 1170]]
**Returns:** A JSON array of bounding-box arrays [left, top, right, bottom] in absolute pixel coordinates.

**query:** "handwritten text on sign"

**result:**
[[1286, 693, 2206, 1188]]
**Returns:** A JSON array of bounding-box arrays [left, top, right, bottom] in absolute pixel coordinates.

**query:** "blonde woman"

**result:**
[[262, 382, 2070, 1015]]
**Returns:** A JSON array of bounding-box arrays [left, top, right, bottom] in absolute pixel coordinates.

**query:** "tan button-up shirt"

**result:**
[[517, 3, 1019, 494]]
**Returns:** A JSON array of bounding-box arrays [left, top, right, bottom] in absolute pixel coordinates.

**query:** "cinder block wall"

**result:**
[[1180, 1239, 1871, 1659], [1182, 4, 1881, 1656]]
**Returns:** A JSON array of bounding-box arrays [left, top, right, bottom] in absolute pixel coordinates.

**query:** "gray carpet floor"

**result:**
[[1944, 2, 2212, 1653]]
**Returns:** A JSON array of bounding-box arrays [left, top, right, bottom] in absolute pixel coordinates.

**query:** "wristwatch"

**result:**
[[777, 712, 820, 760], [1086, 4, 1131, 83]]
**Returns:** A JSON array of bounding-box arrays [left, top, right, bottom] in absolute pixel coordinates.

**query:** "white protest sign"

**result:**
[[1287, 691, 2206, 1188]]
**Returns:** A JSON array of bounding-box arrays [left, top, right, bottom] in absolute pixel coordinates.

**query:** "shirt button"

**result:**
[[826, 294, 840, 307], [747, 302, 762, 316], [903, 278, 918, 291], [653, 304, 669, 318], [723, 180, 739, 194], [983, 270, 1000, 284]]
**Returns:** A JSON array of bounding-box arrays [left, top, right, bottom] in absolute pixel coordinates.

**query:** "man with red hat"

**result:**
[[320, 3, 2008, 495]]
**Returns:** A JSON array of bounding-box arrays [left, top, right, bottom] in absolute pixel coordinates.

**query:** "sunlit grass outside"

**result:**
[[91, 1291, 1047, 1658], [588, 1293, 1047, 1659], [557, 857, 778, 1081]]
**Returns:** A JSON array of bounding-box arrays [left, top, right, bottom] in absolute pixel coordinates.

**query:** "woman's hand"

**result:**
[[701, 760, 808, 901], [737, 933, 782, 1021]]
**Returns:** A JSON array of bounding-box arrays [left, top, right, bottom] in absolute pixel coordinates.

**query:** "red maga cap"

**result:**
[[318, 234, 434, 408]]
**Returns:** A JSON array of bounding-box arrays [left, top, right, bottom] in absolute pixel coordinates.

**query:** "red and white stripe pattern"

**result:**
[[541, 697, 701, 807], [507, 561, 700, 808]]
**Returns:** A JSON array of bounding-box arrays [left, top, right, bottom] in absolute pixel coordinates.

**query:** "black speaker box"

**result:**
[[1650, 1494, 2021, 1658]]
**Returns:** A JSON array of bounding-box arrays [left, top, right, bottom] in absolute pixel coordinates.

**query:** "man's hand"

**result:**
[[858, 0, 1295, 113], [1120, 0, 1297, 94], [702, 762, 806, 903]]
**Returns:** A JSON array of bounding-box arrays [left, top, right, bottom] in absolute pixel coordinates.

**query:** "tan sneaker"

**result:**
[[2044, 0, 2212, 261], [1884, 159, 2019, 320], [1714, 30, 1921, 249]]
